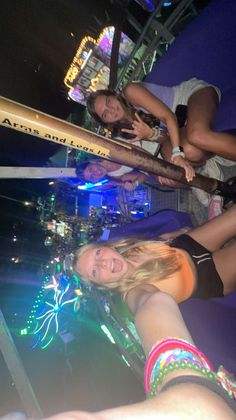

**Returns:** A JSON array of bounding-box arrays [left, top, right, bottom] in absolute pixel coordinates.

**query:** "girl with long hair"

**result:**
[[39, 207, 236, 419], [73, 204, 236, 307], [86, 80, 236, 183]]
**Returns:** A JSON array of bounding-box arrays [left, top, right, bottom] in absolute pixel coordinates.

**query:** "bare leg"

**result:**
[[186, 87, 236, 161], [187, 204, 236, 252], [161, 129, 211, 165]]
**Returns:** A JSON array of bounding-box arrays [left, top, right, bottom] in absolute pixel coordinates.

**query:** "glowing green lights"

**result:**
[[121, 355, 131, 367], [101, 324, 115, 344]]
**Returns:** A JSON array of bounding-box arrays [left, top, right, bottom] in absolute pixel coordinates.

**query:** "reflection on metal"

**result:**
[[0, 167, 78, 179], [93, 291, 145, 381], [0, 309, 43, 417]]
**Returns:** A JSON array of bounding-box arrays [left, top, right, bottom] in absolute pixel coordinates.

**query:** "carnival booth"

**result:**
[[64, 26, 135, 105]]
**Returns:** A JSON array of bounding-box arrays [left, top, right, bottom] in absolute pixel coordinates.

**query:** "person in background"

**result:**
[[78, 159, 150, 191], [86, 80, 236, 216]]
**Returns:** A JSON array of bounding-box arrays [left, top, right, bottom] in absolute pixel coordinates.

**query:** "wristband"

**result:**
[[149, 126, 161, 141], [171, 151, 185, 161], [171, 145, 185, 161], [172, 146, 184, 154]]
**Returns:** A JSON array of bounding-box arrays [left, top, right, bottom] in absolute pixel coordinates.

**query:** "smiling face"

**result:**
[[83, 163, 107, 183], [76, 246, 132, 285], [94, 94, 126, 123]]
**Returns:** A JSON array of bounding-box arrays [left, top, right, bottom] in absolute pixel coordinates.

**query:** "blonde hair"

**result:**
[[73, 238, 181, 294]]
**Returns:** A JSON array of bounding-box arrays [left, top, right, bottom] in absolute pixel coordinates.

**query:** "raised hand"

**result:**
[[121, 112, 153, 142]]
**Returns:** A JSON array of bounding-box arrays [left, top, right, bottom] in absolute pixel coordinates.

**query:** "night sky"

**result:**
[[0, 0, 147, 416]]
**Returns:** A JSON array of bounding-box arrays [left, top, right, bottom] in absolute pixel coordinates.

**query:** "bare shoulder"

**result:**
[[123, 82, 145, 104], [124, 283, 159, 315]]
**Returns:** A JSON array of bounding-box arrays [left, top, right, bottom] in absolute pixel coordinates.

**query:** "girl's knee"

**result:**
[[183, 142, 208, 164], [187, 126, 213, 149]]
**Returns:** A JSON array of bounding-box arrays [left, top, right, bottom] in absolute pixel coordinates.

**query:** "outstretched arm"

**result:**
[[40, 386, 235, 419], [126, 287, 194, 354], [40, 292, 235, 419]]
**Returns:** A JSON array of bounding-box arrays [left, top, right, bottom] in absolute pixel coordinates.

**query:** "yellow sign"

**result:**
[[0, 96, 110, 158]]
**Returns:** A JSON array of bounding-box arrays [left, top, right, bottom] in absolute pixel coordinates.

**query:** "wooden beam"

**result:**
[[0, 95, 234, 200]]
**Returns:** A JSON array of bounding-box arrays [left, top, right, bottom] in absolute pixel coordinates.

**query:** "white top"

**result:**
[[108, 165, 133, 177]]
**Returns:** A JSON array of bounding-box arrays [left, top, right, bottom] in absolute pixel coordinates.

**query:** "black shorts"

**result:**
[[170, 234, 224, 299]]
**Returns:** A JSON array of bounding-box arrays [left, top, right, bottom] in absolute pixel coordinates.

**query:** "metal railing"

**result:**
[[115, 0, 197, 90]]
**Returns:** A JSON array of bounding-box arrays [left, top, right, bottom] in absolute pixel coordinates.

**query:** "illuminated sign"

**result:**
[[64, 26, 135, 105]]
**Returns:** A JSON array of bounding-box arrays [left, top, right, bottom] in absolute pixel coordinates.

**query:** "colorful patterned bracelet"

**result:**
[[144, 338, 213, 395], [149, 348, 205, 386], [144, 338, 236, 401], [148, 361, 236, 400], [148, 360, 215, 398]]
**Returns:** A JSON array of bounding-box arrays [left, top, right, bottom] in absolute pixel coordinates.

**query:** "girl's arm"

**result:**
[[40, 293, 235, 419], [120, 172, 147, 190], [123, 83, 181, 149], [125, 287, 194, 354], [41, 385, 235, 419], [123, 83, 195, 182]]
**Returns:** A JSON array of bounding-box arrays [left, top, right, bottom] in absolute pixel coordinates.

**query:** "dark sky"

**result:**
[[0, 0, 114, 165], [0, 0, 114, 110], [0, 0, 148, 166], [0, 1, 148, 416]]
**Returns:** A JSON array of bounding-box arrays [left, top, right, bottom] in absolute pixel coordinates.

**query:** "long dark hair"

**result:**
[[87, 89, 160, 140]]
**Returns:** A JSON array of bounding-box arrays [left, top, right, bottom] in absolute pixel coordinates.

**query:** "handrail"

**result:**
[[115, 0, 165, 90]]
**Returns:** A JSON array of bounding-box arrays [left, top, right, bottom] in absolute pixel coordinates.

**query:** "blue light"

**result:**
[[78, 179, 109, 190], [145, 0, 155, 11], [164, 1, 172, 6]]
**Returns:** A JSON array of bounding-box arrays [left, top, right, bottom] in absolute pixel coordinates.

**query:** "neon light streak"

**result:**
[[41, 312, 56, 341], [34, 310, 54, 335], [41, 336, 54, 350], [121, 355, 131, 367], [33, 281, 78, 348], [101, 324, 116, 344]]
